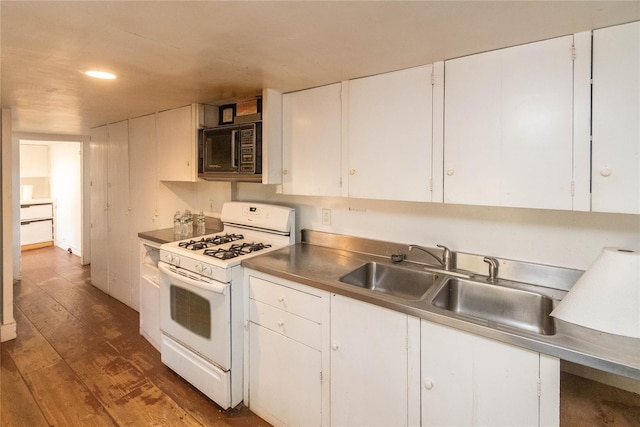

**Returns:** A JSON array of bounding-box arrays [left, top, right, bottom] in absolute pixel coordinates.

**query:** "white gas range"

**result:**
[[158, 202, 295, 409]]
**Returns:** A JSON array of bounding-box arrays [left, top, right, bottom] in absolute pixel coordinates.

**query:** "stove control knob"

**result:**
[[203, 266, 213, 275], [164, 254, 172, 262], [173, 256, 180, 266], [195, 264, 203, 273]]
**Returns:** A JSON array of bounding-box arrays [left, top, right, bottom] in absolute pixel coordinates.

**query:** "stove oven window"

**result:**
[[169, 286, 211, 338]]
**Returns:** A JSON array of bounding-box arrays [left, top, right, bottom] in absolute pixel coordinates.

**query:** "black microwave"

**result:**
[[198, 122, 262, 179]]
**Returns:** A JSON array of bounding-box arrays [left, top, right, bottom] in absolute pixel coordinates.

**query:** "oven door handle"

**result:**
[[158, 262, 228, 295]]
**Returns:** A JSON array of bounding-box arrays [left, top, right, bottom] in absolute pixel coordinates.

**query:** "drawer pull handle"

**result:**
[[277, 320, 284, 327]]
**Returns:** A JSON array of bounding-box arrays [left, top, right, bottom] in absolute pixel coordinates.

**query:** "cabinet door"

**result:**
[[330, 294, 420, 427], [129, 114, 158, 310], [592, 22, 640, 214], [107, 120, 131, 307], [157, 105, 196, 182], [421, 321, 558, 427], [282, 83, 342, 196], [347, 65, 434, 201], [444, 36, 575, 210], [249, 323, 322, 427], [89, 125, 109, 293]]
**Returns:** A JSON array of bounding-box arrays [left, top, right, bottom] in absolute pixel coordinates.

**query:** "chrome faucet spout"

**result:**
[[483, 257, 499, 281], [409, 244, 452, 270]]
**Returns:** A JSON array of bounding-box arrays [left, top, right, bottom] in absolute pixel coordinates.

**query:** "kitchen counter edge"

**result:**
[[242, 242, 640, 382]]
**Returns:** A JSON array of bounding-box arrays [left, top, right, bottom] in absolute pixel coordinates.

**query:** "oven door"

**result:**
[[158, 261, 231, 370]]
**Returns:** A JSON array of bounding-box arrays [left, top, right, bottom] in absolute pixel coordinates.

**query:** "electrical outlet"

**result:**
[[322, 208, 332, 225]]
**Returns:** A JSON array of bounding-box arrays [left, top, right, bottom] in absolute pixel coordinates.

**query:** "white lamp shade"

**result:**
[[551, 247, 640, 338]]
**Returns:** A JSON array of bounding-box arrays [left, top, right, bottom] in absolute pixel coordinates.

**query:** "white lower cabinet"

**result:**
[[330, 294, 421, 427], [421, 320, 559, 427], [246, 273, 330, 427], [244, 271, 559, 427]]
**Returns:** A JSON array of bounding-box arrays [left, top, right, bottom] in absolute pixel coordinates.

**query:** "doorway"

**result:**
[[18, 139, 85, 276]]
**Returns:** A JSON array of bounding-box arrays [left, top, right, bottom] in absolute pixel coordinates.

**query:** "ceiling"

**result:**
[[2, 1, 638, 136]]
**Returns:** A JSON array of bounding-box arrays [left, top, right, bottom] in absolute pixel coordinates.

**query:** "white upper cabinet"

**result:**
[[444, 34, 591, 210], [282, 83, 343, 196], [157, 104, 215, 182], [346, 64, 439, 202], [592, 21, 640, 214]]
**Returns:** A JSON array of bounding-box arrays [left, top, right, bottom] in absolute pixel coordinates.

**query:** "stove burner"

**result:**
[[177, 233, 244, 250], [202, 242, 272, 260], [231, 242, 272, 255]]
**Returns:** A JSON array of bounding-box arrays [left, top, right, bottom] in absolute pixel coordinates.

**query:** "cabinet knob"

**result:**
[[277, 320, 284, 327], [600, 168, 612, 177], [283, 169, 288, 175], [446, 169, 455, 176], [332, 344, 339, 351], [278, 296, 285, 302], [349, 169, 356, 176], [424, 379, 434, 390]]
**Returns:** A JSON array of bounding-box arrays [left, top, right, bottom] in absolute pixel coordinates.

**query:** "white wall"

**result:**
[[49, 142, 82, 255], [236, 183, 640, 271], [156, 180, 232, 228]]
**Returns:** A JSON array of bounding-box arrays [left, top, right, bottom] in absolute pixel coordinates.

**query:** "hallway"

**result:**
[[1, 246, 269, 426]]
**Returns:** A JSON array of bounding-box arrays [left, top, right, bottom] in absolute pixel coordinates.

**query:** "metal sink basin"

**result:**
[[432, 277, 556, 335], [339, 262, 441, 300]]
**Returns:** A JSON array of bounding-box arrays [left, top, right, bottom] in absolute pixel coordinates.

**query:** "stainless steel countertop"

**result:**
[[138, 218, 224, 245], [241, 235, 640, 381]]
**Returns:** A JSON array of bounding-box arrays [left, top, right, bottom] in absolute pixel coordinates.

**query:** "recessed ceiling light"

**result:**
[[85, 70, 116, 80]]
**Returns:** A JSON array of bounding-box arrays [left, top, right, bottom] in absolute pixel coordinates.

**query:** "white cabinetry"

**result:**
[[20, 201, 54, 247], [282, 83, 343, 196], [592, 21, 640, 214], [281, 64, 443, 202], [346, 64, 440, 202], [444, 34, 590, 210], [421, 321, 559, 427], [330, 293, 420, 427], [90, 125, 109, 293], [157, 104, 215, 182], [246, 272, 330, 427], [90, 121, 135, 308], [139, 239, 161, 350]]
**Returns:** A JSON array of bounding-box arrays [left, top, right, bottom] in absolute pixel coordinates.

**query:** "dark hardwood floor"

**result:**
[[1, 246, 270, 426]]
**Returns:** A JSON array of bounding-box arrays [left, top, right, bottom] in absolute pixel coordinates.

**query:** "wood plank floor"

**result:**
[[1, 246, 270, 427]]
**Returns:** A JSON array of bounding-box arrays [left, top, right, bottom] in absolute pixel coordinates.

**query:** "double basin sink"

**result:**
[[339, 261, 556, 335]]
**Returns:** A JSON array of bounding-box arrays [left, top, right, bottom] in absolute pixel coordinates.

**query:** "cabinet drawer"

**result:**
[[249, 276, 322, 323], [249, 299, 321, 350], [21, 219, 53, 245], [20, 203, 53, 221]]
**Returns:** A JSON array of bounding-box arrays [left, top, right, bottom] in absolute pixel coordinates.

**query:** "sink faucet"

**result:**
[[483, 257, 499, 281], [408, 244, 452, 270]]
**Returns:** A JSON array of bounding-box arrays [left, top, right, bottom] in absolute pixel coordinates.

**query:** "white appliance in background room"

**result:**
[[158, 202, 295, 409]]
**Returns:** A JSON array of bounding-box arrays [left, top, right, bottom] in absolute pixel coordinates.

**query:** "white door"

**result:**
[[347, 65, 434, 202], [249, 324, 322, 426], [421, 320, 558, 426], [282, 83, 342, 196], [330, 294, 419, 427], [107, 120, 132, 307], [157, 105, 196, 182], [592, 22, 640, 214], [444, 35, 577, 210], [89, 125, 109, 293], [129, 113, 158, 310]]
